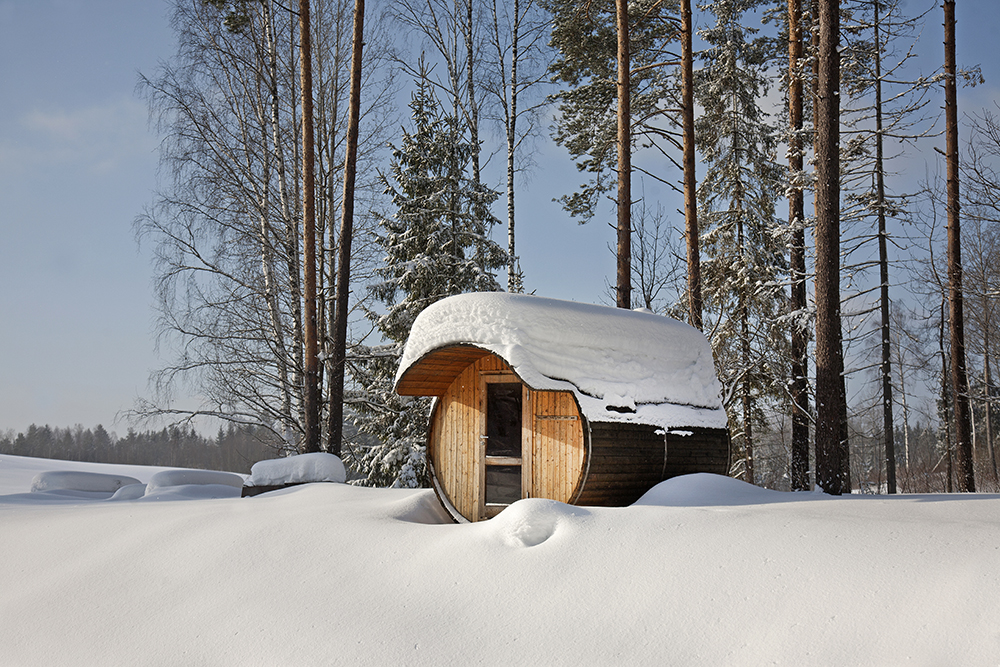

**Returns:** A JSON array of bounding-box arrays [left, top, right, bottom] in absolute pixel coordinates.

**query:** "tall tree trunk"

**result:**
[[985, 340, 998, 483], [741, 252, 754, 484], [814, 0, 847, 494], [941, 296, 954, 492], [615, 0, 631, 309], [300, 0, 321, 453], [465, 0, 481, 184], [681, 0, 700, 328], [262, 0, 295, 442], [327, 0, 366, 457], [506, 0, 521, 292], [320, 3, 346, 453], [944, 0, 975, 491], [874, 0, 896, 493], [788, 0, 810, 490]]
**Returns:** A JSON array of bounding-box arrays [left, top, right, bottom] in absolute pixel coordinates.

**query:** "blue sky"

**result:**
[[0, 0, 997, 434]]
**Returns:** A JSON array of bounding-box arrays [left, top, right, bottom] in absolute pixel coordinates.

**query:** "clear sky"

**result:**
[[0, 0, 997, 435]]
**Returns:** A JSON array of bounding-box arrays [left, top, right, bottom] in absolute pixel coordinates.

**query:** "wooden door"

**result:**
[[478, 374, 531, 519]]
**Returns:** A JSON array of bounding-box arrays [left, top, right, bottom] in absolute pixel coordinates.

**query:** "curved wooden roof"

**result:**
[[393, 293, 729, 430], [395, 344, 493, 396]]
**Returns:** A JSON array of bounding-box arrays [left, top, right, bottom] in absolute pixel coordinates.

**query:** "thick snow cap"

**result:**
[[396, 293, 728, 430]]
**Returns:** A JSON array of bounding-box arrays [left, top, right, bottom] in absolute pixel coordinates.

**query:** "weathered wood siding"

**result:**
[[664, 429, 730, 478], [574, 423, 730, 506]]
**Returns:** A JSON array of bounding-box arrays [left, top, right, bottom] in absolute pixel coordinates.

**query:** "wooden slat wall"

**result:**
[[430, 353, 511, 521], [531, 391, 585, 503], [663, 429, 730, 478], [397, 346, 490, 396], [574, 423, 731, 506], [575, 423, 664, 506]]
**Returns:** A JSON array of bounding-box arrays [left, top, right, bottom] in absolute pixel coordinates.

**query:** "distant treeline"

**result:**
[[0, 423, 280, 474]]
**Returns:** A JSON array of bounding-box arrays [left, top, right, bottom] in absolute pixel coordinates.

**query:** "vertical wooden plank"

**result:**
[[522, 385, 532, 499]]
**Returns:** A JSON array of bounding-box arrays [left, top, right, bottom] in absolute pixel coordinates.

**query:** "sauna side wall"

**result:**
[[573, 424, 731, 507]]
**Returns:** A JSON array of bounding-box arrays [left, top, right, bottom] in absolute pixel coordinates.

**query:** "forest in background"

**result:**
[[0, 424, 279, 474], [62, 0, 1000, 494]]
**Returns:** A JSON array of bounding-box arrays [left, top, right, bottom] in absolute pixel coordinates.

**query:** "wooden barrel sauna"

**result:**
[[398, 346, 728, 522], [394, 293, 731, 523]]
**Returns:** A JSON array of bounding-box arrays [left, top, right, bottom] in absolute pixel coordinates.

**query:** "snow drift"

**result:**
[[2, 454, 999, 666]]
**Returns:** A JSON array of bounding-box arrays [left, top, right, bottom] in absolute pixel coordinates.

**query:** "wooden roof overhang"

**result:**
[[395, 344, 497, 397]]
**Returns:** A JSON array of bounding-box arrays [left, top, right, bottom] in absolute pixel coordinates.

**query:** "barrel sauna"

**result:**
[[395, 293, 730, 523]]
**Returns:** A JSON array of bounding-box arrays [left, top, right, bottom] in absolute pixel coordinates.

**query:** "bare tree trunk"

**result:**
[[615, 0, 631, 309], [505, 0, 521, 292], [300, 0, 321, 453], [681, 0, 700, 328], [874, 0, 896, 493], [788, 0, 810, 490], [465, 0, 480, 184], [944, 0, 975, 491], [327, 0, 365, 457], [941, 296, 954, 492], [317, 0, 347, 453], [262, 0, 295, 440], [985, 342, 998, 483], [287, 14, 306, 436], [814, 0, 847, 494]]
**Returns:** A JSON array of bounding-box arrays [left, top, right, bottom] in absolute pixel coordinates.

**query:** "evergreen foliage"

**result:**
[[0, 423, 278, 474], [347, 68, 507, 488], [695, 0, 787, 482], [545, 0, 681, 221]]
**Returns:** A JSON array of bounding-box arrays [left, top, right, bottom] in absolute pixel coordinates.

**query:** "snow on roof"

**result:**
[[396, 293, 728, 430]]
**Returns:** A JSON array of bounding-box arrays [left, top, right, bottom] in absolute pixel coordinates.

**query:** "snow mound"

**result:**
[[386, 490, 453, 524], [634, 473, 819, 507], [396, 293, 727, 430], [108, 483, 147, 501], [247, 452, 346, 486], [144, 469, 244, 496], [487, 498, 590, 547], [140, 484, 242, 501], [30, 470, 141, 494]]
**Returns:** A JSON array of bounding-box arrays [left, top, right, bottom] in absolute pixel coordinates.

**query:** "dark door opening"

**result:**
[[484, 382, 522, 508]]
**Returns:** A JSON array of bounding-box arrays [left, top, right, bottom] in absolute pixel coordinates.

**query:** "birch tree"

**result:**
[[135, 0, 394, 452]]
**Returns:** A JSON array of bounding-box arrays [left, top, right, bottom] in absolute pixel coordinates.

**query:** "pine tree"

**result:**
[[546, 0, 680, 222], [348, 68, 507, 487]]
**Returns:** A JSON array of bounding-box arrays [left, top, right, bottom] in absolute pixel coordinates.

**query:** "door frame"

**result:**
[[477, 371, 532, 520]]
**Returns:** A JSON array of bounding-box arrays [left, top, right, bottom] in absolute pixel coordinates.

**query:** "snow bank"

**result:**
[[30, 470, 141, 494], [247, 452, 346, 486], [634, 472, 822, 507], [143, 469, 244, 499], [5, 456, 1000, 666], [108, 483, 147, 501], [397, 293, 728, 429], [484, 498, 589, 547], [140, 483, 242, 501], [0, 454, 172, 496]]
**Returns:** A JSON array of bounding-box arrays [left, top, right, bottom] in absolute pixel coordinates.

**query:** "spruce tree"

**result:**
[[695, 0, 786, 484], [348, 68, 507, 487]]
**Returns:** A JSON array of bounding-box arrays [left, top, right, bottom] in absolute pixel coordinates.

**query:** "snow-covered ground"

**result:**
[[1, 453, 998, 666]]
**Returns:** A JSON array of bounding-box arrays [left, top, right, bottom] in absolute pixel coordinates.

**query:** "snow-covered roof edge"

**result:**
[[396, 293, 728, 430]]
